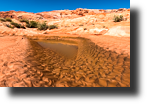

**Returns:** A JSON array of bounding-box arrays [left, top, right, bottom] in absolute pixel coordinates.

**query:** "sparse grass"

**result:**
[[49, 25, 58, 30], [92, 23, 95, 25], [103, 26, 106, 28], [0, 18, 6, 22], [10, 22, 25, 29], [20, 19, 29, 24], [79, 24, 83, 26], [10, 26, 14, 29], [11, 22, 21, 28], [5, 18, 12, 22], [26, 21, 38, 28], [37, 22, 48, 30], [65, 25, 70, 27], [6, 24, 14, 29], [20, 25, 26, 29], [113, 15, 123, 22]]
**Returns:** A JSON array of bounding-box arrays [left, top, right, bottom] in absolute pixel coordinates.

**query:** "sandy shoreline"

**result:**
[[27, 33, 130, 56]]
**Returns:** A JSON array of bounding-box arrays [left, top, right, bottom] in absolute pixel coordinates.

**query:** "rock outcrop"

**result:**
[[0, 8, 130, 37], [104, 26, 130, 37]]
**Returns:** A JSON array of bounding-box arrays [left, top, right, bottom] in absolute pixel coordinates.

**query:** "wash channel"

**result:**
[[25, 36, 130, 87]]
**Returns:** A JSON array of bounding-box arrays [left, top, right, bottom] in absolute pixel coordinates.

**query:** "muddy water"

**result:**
[[36, 40, 78, 59], [26, 36, 130, 87]]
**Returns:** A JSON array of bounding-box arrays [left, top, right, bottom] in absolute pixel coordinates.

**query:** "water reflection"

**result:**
[[36, 40, 78, 59]]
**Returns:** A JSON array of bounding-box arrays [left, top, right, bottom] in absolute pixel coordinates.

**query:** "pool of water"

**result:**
[[26, 36, 130, 87], [36, 39, 78, 59]]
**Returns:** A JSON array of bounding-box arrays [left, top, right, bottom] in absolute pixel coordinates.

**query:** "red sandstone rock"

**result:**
[[0, 8, 130, 55]]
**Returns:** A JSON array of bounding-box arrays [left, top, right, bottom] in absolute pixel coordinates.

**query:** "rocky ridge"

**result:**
[[0, 8, 130, 37]]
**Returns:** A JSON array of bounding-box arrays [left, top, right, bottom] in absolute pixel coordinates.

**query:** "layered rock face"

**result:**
[[0, 11, 17, 19]]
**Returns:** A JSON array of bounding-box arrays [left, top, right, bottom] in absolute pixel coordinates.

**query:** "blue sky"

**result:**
[[0, 0, 130, 13]]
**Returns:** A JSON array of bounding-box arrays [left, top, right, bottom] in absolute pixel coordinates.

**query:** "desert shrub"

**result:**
[[5, 18, 12, 22], [11, 22, 21, 28], [0, 18, 6, 22], [79, 24, 83, 26], [20, 25, 26, 29], [6, 24, 14, 29], [113, 15, 123, 22], [9, 26, 14, 29], [10, 26, 14, 29], [65, 25, 70, 27], [84, 28, 87, 30], [26, 21, 38, 28], [37, 22, 48, 30], [26, 24, 30, 28], [92, 23, 95, 25], [103, 25, 106, 28], [20, 19, 29, 24], [11, 22, 25, 28], [48, 25, 58, 30]]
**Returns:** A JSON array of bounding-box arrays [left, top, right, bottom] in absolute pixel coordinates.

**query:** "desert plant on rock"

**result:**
[[48, 25, 58, 30], [20, 19, 29, 24], [113, 15, 123, 22], [65, 25, 70, 27], [37, 22, 48, 30], [5, 18, 12, 22], [92, 23, 95, 25], [10, 22, 25, 28], [0, 18, 6, 22], [26, 21, 38, 28], [11, 22, 21, 28], [6, 24, 14, 29], [20, 25, 26, 29], [79, 23, 83, 26], [10, 25, 14, 29], [84, 28, 87, 30], [103, 25, 106, 28]]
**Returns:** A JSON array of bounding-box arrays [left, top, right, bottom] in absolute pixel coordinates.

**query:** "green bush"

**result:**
[[20, 25, 26, 29], [26, 21, 38, 28], [113, 15, 123, 22], [5, 18, 12, 22], [10, 22, 25, 28], [48, 25, 58, 30], [6, 24, 14, 29], [11, 22, 21, 28], [37, 22, 48, 30], [20, 19, 29, 24], [0, 18, 6, 22]]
